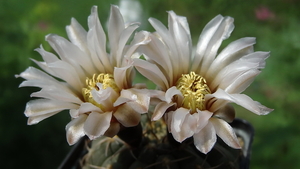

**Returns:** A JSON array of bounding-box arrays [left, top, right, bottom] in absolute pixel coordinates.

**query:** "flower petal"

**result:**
[[116, 88, 151, 113], [210, 117, 241, 149], [193, 121, 216, 154], [115, 24, 139, 67], [114, 103, 141, 127], [213, 104, 235, 122], [66, 114, 88, 145], [170, 107, 190, 142], [194, 110, 213, 133], [206, 37, 256, 80], [31, 88, 82, 105], [133, 58, 169, 90], [104, 122, 120, 137], [165, 86, 183, 104], [152, 102, 175, 121], [212, 88, 273, 115], [84, 111, 112, 140], [24, 99, 78, 117], [114, 65, 134, 90], [66, 18, 88, 53], [192, 15, 234, 75], [27, 111, 60, 125], [108, 5, 125, 64]]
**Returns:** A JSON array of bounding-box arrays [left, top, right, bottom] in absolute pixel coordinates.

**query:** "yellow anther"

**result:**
[[176, 72, 211, 113]]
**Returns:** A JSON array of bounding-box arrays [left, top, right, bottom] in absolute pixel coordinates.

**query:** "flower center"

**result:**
[[82, 73, 120, 109], [176, 72, 211, 113]]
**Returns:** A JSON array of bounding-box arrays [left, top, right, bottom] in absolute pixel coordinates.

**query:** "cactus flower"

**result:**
[[16, 5, 151, 145], [134, 11, 273, 153]]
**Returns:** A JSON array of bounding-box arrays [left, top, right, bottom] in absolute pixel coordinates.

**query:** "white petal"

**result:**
[[30, 59, 57, 77], [152, 102, 175, 121], [31, 88, 82, 105], [46, 34, 95, 76], [206, 37, 256, 80], [114, 103, 141, 127], [222, 69, 260, 93], [48, 61, 83, 92], [209, 60, 259, 92], [148, 17, 179, 79], [84, 111, 112, 140], [35, 45, 59, 63], [108, 5, 125, 64], [66, 18, 88, 53], [114, 65, 134, 90], [193, 122, 216, 154], [115, 24, 139, 67], [27, 111, 60, 125], [125, 31, 151, 61], [16, 66, 77, 96], [87, 28, 110, 73], [170, 108, 190, 142], [194, 110, 213, 133], [78, 102, 103, 114], [168, 11, 191, 73], [66, 114, 88, 145], [116, 88, 151, 113], [133, 58, 169, 91], [88, 6, 106, 58], [192, 15, 234, 75], [212, 88, 273, 115], [210, 117, 241, 149], [165, 86, 183, 104], [25, 99, 79, 117], [137, 33, 173, 83]]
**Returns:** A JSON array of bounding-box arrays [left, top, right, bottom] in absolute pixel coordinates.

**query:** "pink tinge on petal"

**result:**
[[210, 117, 241, 149], [84, 111, 112, 140], [66, 114, 88, 145], [193, 122, 216, 154]]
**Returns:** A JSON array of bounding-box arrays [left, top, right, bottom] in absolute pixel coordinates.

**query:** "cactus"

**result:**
[[81, 115, 246, 169]]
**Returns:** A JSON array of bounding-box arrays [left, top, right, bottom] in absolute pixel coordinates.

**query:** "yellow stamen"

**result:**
[[176, 72, 211, 113], [82, 73, 120, 110]]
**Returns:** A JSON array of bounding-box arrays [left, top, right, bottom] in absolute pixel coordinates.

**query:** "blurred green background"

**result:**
[[1, 0, 300, 168]]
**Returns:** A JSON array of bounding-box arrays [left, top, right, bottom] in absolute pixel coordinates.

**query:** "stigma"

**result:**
[[176, 72, 211, 113]]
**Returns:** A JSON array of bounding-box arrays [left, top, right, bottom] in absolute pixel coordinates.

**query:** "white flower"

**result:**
[[134, 11, 273, 153], [16, 5, 150, 145]]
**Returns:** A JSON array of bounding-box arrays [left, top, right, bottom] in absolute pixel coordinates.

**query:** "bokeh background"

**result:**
[[1, 0, 300, 168]]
